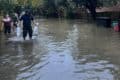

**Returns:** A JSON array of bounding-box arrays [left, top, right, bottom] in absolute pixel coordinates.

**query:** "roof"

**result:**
[[96, 5, 120, 13]]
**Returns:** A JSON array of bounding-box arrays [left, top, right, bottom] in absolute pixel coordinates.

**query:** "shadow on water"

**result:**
[[0, 19, 120, 80]]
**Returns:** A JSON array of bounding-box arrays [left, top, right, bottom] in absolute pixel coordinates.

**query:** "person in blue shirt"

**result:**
[[20, 10, 34, 40]]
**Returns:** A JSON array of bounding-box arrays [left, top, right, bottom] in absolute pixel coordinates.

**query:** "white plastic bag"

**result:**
[[33, 26, 39, 36], [16, 26, 21, 37]]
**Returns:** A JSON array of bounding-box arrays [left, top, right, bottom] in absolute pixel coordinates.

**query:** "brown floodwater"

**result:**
[[0, 19, 120, 80]]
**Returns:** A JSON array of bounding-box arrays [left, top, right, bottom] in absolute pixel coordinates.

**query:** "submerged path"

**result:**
[[0, 19, 120, 80]]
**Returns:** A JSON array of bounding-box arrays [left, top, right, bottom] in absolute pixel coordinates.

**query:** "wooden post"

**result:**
[[0, 16, 3, 32]]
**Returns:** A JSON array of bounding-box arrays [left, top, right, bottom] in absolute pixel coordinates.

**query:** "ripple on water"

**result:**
[[74, 54, 118, 80], [1, 19, 120, 80]]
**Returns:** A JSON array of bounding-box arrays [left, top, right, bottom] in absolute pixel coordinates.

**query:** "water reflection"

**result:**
[[0, 19, 120, 80]]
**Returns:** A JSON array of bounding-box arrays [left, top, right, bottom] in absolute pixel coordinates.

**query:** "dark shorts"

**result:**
[[4, 25, 11, 35], [13, 22, 17, 27], [23, 26, 33, 39]]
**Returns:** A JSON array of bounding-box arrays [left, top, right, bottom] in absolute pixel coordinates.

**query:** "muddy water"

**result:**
[[0, 19, 120, 80]]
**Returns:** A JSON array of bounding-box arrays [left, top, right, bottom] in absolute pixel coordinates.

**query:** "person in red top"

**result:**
[[2, 14, 12, 35]]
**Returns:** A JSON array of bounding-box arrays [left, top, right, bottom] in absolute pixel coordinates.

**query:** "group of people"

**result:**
[[2, 10, 34, 40]]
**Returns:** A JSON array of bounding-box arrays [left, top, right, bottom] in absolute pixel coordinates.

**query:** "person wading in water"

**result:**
[[20, 11, 34, 40], [2, 14, 12, 36]]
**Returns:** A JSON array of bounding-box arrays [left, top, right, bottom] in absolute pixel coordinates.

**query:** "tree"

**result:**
[[72, 0, 100, 20], [100, 0, 120, 7], [85, 0, 98, 20]]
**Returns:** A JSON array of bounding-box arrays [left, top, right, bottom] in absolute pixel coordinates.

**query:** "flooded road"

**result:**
[[0, 19, 120, 80]]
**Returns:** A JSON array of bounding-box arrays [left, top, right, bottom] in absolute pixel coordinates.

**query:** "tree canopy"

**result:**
[[0, 0, 120, 19]]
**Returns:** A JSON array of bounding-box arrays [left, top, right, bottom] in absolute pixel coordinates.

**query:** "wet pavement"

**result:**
[[0, 19, 120, 80]]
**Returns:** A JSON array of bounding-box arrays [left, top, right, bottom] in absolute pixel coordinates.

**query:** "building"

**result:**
[[96, 5, 120, 20]]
